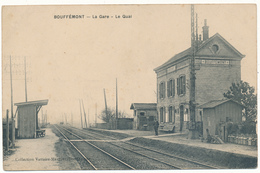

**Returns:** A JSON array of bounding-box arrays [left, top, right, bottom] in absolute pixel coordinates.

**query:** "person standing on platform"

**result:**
[[153, 120, 159, 136]]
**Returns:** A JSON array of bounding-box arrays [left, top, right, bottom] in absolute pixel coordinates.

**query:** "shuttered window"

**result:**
[[159, 82, 166, 99], [169, 106, 172, 122], [160, 107, 164, 123], [167, 79, 175, 97], [177, 75, 186, 96]]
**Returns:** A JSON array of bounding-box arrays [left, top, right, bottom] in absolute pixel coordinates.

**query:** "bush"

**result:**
[[240, 121, 256, 134]]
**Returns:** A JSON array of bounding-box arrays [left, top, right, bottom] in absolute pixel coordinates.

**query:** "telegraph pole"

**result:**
[[41, 109, 44, 127], [10, 56, 15, 148], [6, 110, 9, 151], [24, 56, 28, 102], [103, 89, 108, 122], [79, 100, 83, 128], [88, 109, 90, 128], [115, 78, 118, 129], [46, 110, 47, 126], [71, 112, 73, 126], [81, 99, 87, 128], [189, 4, 197, 139], [95, 103, 97, 127]]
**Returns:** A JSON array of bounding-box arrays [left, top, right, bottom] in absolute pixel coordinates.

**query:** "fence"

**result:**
[[228, 134, 257, 146]]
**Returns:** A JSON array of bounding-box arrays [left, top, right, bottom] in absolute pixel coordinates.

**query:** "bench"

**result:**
[[36, 129, 46, 138]]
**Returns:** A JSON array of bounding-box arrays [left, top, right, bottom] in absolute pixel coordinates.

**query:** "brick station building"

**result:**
[[153, 20, 245, 134]]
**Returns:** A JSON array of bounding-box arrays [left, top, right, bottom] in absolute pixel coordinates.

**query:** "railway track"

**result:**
[[61, 125, 222, 169], [53, 125, 135, 170]]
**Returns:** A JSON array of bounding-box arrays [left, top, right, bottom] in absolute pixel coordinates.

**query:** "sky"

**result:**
[[2, 4, 257, 127]]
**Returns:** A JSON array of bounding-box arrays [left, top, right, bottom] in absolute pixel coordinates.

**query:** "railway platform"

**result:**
[[90, 128, 258, 158], [3, 127, 79, 171]]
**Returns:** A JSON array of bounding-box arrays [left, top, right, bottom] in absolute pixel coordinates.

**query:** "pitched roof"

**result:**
[[199, 99, 244, 109], [14, 99, 49, 107], [154, 33, 245, 72], [130, 103, 157, 110]]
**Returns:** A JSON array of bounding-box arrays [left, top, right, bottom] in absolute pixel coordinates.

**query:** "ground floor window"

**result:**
[[160, 107, 164, 123], [168, 106, 175, 123]]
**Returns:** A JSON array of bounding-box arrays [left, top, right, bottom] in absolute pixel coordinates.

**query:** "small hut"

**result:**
[[130, 103, 157, 130], [14, 100, 48, 139], [199, 99, 243, 141]]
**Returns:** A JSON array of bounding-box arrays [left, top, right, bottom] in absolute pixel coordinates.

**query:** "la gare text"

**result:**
[[54, 15, 132, 19]]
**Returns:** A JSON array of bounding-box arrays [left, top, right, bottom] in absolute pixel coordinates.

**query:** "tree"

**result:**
[[223, 80, 257, 122], [99, 107, 128, 123]]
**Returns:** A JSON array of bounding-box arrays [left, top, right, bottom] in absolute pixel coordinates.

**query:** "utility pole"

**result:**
[[64, 113, 67, 125], [79, 100, 83, 128], [103, 89, 108, 122], [46, 110, 47, 126], [6, 110, 9, 151], [24, 56, 28, 102], [115, 78, 118, 129], [10, 56, 15, 148], [41, 109, 43, 127], [71, 112, 73, 126], [88, 109, 90, 128], [189, 4, 197, 139], [95, 103, 97, 127], [81, 99, 87, 128]]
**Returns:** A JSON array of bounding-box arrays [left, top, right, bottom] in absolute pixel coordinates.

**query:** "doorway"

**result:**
[[180, 105, 184, 131]]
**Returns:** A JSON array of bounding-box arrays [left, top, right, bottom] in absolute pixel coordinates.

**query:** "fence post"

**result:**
[[6, 109, 9, 151]]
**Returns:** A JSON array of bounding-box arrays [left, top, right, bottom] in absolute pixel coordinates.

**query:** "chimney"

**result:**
[[202, 19, 209, 41]]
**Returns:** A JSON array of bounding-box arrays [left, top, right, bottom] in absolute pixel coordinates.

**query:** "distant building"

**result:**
[[154, 20, 244, 134], [199, 99, 243, 141], [15, 100, 48, 138], [130, 103, 157, 131]]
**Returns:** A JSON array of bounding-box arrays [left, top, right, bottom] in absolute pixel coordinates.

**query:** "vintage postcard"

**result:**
[[2, 3, 258, 171]]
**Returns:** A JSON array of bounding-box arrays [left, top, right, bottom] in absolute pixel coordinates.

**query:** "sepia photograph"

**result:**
[[1, 2, 258, 171]]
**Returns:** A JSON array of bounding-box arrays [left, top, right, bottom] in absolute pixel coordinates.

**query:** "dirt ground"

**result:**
[[3, 128, 60, 170], [51, 126, 81, 170], [3, 127, 81, 171]]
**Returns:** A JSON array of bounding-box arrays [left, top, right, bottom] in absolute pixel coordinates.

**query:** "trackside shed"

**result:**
[[199, 99, 243, 141], [14, 100, 48, 139]]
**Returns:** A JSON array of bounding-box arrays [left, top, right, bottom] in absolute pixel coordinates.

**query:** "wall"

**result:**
[[134, 109, 157, 130], [202, 101, 243, 139], [96, 123, 109, 129], [195, 60, 241, 106], [18, 105, 36, 138], [117, 118, 134, 130], [156, 58, 190, 133], [202, 108, 215, 139]]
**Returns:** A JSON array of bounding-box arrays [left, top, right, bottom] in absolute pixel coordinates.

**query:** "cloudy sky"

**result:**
[[2, 4, 256, 126]]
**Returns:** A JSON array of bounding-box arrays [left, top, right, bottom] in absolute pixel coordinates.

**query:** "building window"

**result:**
[[168, 106, 175, 123], [177, 75, 186, 96], [160, 107, 164, 123], [159, 82, 166, 99], [167, 79, 175, 97], [212, 44, 219, 53], [184, 108, 189, 121], [168, 106, 172, 122], [140, 112, 145, 116]]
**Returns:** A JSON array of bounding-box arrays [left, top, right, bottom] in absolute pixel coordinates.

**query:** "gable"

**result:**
[[154, 33, 244, 73], [195, 33, 245, 59]]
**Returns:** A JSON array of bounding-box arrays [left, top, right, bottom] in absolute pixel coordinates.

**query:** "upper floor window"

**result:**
[[212, 44, 219, 53], [167, 79, 175, 97], [177, 75, 186, 96], [140, 112, 145, 116], [159, 82, 166, 99]]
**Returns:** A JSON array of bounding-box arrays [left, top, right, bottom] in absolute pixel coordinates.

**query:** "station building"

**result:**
[[153, 20, 244, 134]]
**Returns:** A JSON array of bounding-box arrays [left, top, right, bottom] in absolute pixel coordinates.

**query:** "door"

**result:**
[[180, 105, 184, 131]]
